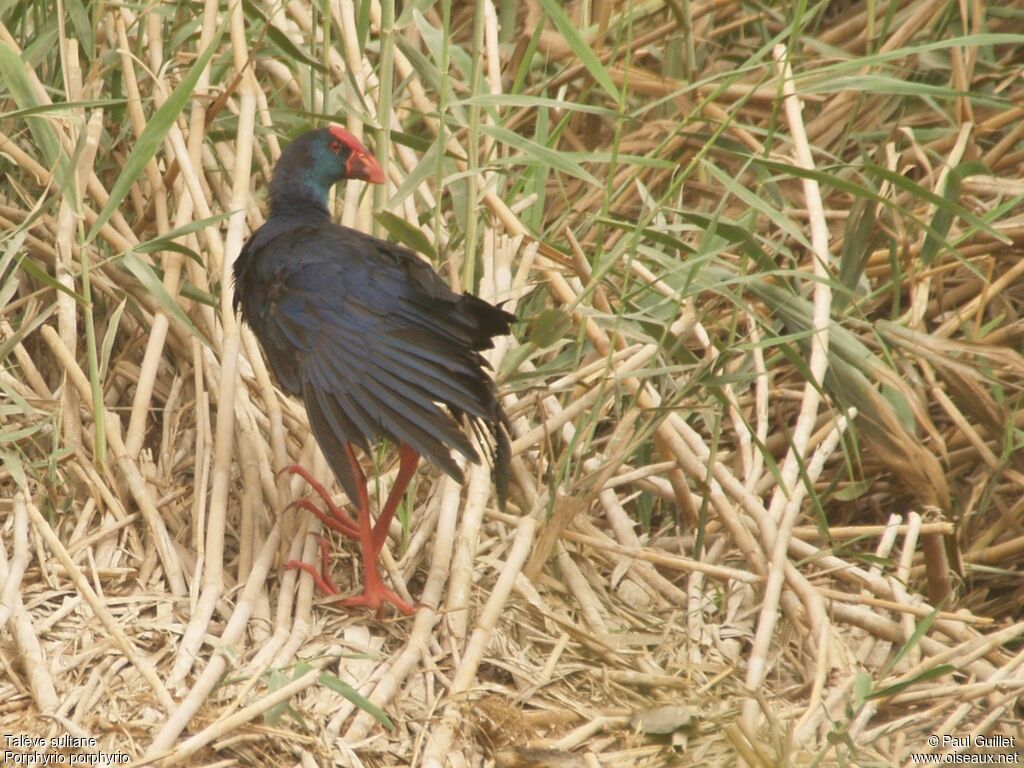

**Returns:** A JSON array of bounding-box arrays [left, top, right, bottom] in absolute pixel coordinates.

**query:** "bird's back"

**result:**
[[234, 216, 513, 506]]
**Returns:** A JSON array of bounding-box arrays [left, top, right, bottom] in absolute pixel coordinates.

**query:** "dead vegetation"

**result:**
[[3, 0, 1024, 765]]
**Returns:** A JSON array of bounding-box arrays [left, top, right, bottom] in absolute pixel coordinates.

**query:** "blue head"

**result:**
[[268, 125, 385, 214]]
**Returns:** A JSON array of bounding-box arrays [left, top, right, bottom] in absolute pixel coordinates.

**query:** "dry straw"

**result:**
[[3, 0, 1024, 766]]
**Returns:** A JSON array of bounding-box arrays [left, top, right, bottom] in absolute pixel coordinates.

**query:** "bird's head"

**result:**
[[323, 125, 387, 185], [268, 125, 385, 213]]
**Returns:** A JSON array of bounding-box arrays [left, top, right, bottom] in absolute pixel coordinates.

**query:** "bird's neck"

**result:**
[[267, 174, 333, 218]]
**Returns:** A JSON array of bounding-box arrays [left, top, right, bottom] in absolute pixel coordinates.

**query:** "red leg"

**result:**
[[370, 444, 420, 553], [285, 536, 339, 594], [285, 498, 359, 539], [281, 464, 360, 537], [337, 443, 416, 616]]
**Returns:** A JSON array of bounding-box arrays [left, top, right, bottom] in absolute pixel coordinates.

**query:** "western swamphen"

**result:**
[[234, 125, 513, 615]]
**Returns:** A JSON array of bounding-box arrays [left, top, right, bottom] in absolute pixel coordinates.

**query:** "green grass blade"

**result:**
[[85, 21, 226, 243], [535, 0, 620, 102], [375, 211, 437, 260], [120, 252, 210, 346], [0, 41, 62, 167], [318, 672, 393, 729], [482, 124, 600, 186]]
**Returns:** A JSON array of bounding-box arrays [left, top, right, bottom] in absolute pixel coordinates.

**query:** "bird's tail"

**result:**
[[494, 408, 512, 510], [467, 405, 512, 510]]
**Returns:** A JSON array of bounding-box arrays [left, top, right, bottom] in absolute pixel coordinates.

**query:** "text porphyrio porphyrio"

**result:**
[[233, 125, 512, 615]]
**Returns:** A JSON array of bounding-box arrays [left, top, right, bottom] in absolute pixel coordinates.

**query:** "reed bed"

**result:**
[[3, 0, 1024, 765]]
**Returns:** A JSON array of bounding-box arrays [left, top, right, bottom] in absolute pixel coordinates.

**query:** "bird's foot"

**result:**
[[286, 538, 415, 616], [340, 585, 416, 618], [281, 464, 359, 537], [285, 498, 359, 539], [285, 537, 339, 594]]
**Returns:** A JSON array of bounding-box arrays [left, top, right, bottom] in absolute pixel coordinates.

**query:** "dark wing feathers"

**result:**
[[236, 219, 513, 508], [376, 332, 495, 416], [302, 382, 363, 504]]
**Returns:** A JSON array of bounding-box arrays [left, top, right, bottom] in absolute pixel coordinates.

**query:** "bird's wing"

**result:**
[[360, 237, 516, 508], [266, 249, 487, 505], [368, 234, 517, 348]]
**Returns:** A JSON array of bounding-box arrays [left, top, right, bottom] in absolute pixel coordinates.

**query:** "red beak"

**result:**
[[346, 151, 386, 184], [329, 124, 386, 184]]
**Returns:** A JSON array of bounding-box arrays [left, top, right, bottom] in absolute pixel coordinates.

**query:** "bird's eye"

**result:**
[[329, 139, 344, 153]]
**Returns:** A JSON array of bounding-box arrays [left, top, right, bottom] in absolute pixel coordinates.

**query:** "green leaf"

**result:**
[[396, 0, 435, 28], [0, 392, 34, 421], [243, 0, 328, 73], [836, 198, 877, 309], [535, 0, 620, 102], [804, 75, 1008, 107], [754, 157, 1008, 247], [375, 211, 437, 260], [852, 670, 873, 707], [890, 607, 943, 671], [389, 130, 434, 154], [64, 0, 95, 58], [99, 298, 127, 383], [0, 98, 128, 122], [0, 42, 62, 168], [868, 665, 956, 700], [500, 342, 537, 378], [529, 308, 573, 348], [831, 479, 873, 502], [133, 211, 232, 261], [919, 161, 989, 266], [511, 15, 545, 95], [318, 672, 393, 729], [0, 422, 51, 444], [120, 252, 210, 346], [482, 125, 600, 186], [86, 19, 227, 243], [808, 35, 1024, 78], [133, 240, 203, 262], [455, 93, 617, 118], [0, 294, 57, 366], [0, 451, 26, 489], [263, 668, 290, 725], [6, 230, 83, 309], [386, 140, 440, 211], [412, 10, 473, 82]]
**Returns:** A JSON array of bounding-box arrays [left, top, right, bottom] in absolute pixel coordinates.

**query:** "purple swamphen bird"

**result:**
[[233, 125, 513, 615]]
